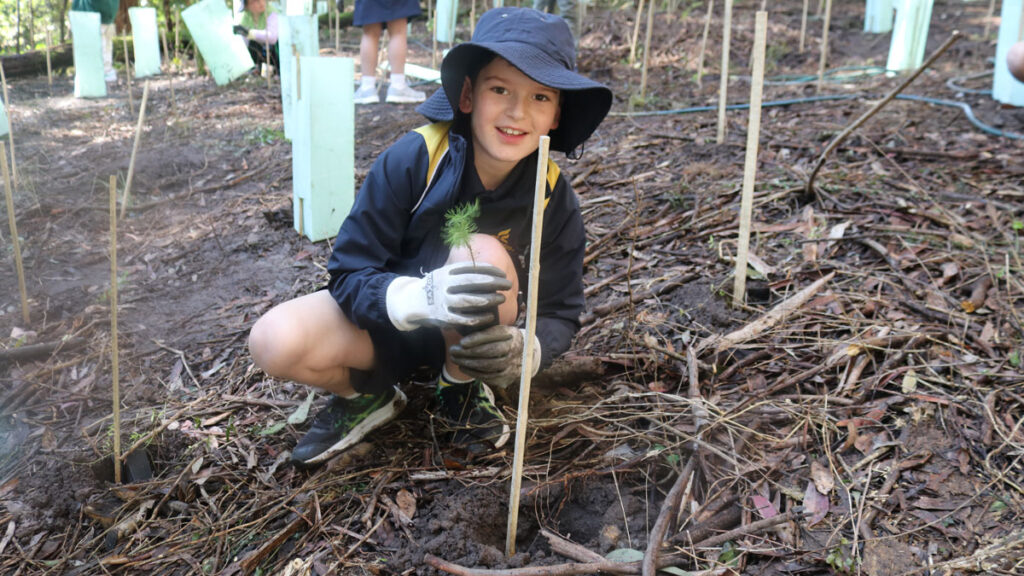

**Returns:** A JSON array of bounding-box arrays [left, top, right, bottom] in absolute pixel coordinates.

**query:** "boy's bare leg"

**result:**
[[248, 290, 376, 397]]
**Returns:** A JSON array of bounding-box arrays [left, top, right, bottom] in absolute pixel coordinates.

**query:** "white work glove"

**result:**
[[386, 262, 512, 331], [448, 325, 541, 389]]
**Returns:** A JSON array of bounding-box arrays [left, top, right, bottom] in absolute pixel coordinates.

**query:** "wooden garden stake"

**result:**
[[506, 135, 550, 558], [716, 0, 734, 143], [470, 0, 476, 38], [335, 0, 341, 51], [816, 0, 833, 92], [0, 61, 18, 189], [629, 0, 645, 67], [124, 36, 134, 116], [640, 0, 655, 99], [265, 37, 272, 90], [160, 27, 170, 69], [696, 0, 713, 88], [1, 142, 29, 325], [120, 82, 150, 220], [45, 28, 53, 87], [799, 0, 808, 52], [732, 11, 768, 307], [174, 7, 181, 65], [108, 174, 122, 485], [984, 0, 996, 38], [805, 31, 962, 196]]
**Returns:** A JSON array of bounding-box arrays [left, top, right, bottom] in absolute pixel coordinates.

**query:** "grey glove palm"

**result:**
[[449, 325, 541, 389]]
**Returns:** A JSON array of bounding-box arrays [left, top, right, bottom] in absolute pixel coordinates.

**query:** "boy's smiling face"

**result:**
[[458, 57, 561, 190]]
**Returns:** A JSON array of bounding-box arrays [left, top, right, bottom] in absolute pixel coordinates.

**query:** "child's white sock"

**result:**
[[439, 366, 473, 388], [360, 75, 376, 90], [389, 73, 407, 89]]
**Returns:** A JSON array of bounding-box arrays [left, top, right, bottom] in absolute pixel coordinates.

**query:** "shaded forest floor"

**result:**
[[1, 0, 1023, 574]]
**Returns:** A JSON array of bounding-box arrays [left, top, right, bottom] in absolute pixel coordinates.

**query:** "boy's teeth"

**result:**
[[500, 128, 525, 136]]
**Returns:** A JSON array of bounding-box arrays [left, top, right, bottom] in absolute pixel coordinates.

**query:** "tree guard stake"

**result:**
[[121, 81, 150, 219], [1, 142, 28, 325], [716, 0, 734, 143], [109, 175, 122, 484], [506, 134, 550, 558], [733, 11, 768, 307]]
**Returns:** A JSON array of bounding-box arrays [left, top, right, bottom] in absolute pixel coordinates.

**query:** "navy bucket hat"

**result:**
[[416, 7, 612, 154]]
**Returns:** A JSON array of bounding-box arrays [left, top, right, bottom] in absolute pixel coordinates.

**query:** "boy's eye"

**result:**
[[490, 86, 509, 95], [534, 94, 551, 102]]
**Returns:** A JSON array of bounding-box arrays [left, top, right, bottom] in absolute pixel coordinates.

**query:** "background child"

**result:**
[[233, 0, 280, 71], [352, 0, 425, 104], [248, 7, 612, 467]]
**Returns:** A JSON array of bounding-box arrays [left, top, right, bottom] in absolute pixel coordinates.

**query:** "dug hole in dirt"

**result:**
[[2, 0, 1024, 574]]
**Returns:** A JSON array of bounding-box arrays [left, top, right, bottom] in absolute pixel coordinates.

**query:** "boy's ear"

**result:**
[[458, 78, 474, 114]]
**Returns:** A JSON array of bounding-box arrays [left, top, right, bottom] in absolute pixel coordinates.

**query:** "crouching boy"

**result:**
[[248, 7, 612, 466]]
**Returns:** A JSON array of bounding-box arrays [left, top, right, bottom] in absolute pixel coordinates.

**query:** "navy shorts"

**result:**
[[350, 324, 446, 395], [353, 0, 421, 27]]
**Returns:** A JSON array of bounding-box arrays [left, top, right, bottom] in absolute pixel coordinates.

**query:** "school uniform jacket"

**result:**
[[327, 121, 585, 378]]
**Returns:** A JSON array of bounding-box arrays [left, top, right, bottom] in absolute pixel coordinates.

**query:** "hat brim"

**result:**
[[416, 43, 611, 154]]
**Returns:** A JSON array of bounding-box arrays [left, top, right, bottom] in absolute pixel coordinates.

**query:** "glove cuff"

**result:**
[[386, 276, 425, 331], [520, 328, 542, 377]]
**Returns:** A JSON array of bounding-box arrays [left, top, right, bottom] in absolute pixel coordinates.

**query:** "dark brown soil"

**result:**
[[2, 1, 1023, 574]]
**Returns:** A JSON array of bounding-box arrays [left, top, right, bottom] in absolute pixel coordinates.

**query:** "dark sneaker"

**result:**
[[436, 380, 510, 451], [291, 387, 406, 466]]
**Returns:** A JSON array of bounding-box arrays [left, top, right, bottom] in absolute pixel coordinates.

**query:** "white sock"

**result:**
[[441, 366, 473, 386], [390, 73, 407, 89], [360, 75, 376, 90], [342, 390, 361, 399]]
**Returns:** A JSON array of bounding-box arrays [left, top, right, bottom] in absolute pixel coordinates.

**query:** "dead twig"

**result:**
[[805, 31, 962, 197]]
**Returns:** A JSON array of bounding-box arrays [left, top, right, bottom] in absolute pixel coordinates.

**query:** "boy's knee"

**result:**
[[447, 234, 519, 325], [248, 312, 295, 377]]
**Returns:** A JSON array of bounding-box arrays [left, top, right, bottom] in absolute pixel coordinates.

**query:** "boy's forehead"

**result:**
[[479, 57, 560, 93]]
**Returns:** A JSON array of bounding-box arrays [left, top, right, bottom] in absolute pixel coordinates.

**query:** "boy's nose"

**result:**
[[505, 95, 527, 119]]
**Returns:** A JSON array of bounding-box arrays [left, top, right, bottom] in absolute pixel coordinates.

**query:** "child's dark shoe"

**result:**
[[291, 386, 406, 466], [435, 380, 510, 453]]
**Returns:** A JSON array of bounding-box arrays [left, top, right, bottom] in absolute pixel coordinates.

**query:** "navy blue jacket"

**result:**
[[327, 122, 585, 380]]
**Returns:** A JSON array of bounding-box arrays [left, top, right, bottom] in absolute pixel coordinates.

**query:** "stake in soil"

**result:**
[[733, 11, 768, 306], [1, 141, 28, 325], [506, 134, 550, 557]]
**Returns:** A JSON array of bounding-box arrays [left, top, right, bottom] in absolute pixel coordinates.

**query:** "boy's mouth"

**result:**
[[497, 127, 526, 137]]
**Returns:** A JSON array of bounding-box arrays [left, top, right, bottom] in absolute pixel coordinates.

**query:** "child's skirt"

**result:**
[[353, 0, 421, 27]]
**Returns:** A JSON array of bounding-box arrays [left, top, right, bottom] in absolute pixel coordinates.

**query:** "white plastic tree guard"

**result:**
[[886, 0, 934, 72], [181, 0, 255, 85], [291, 56, 355, 242], [70, 10, 107, 98], [993, 0, 1024, 106], [129, 7, 162, 78]]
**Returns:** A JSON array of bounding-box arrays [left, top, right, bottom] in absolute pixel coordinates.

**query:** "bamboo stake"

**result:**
[[432, 0, 438, 69], [799, 0, 808, 52], [334, 0, 340, 51], [732, 11, 768, 307], [816, 0, 833, 92], [108, 174, 122, 485], [696, 0, 713, 88], [1, 142, 28, 325], [805, 31, 962, 196], [640, 0, 655, 98], [983, 0, 996, 38], [45, 28, 53, 87], [174, 7, 181, 66], [0, 61, 17, 189], [470, 0, 476, 38], [265, 36, 272, 90], [160, 27, 170, 68], [123, 36, 134, 116], [629, 0, 645, 67], [120, 82, 150, 220], [506, 134, 550, 558], [716, 0, 733, 143]]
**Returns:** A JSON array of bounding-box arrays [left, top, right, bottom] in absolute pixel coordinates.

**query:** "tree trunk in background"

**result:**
[[16, 0, 22, 53], [58, 0, 69, 43]]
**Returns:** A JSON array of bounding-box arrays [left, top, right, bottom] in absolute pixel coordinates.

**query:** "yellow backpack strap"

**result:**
[[544, 158, 561, 208], [413, 122, 452, 192]]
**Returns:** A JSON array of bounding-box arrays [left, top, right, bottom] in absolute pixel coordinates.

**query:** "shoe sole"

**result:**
[[354, 97, 379, 105], [478, 383, 511, 449], [385, 96, 426, 104], [298, 388, 407, 465]]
